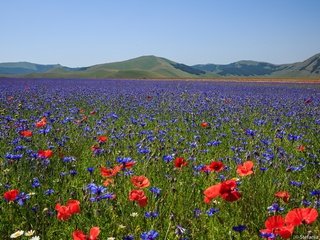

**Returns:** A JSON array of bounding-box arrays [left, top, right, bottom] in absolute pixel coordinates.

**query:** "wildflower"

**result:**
[[130, 212, 139, 217], [140, 230, 159, 240], [16, 192, 31, 206], [87, 167, 94, 174], [55, 199, 80, 221], [98, 135, 108, 143], [72, 227, 100, 240], [4, 189, 19, 202], [100, 165, 122, 178], [310, 190, 320, 197], [25, 230, 35, 236], [149, 187, 161, 197], [208, 161, 224, 172], [285, 208, 318, 226], [206, 208, 219, 216], [129, 190, 148, 207], [30, 237, 40, 240], [267, 203, 284, 213], [35, 117, 47, 128], [31, 178, 41, 188], [260, 215, 294, 239], [297, 145, 306, 152], [174, 157, 188, 168], [200, 122, 209, 128], [204, 179, 241, 203], [232, 225, 247, 233], [19, 130, 32, 137], [275, 191, 290, 203], [10, 230, 24, 238], [123, 235, 134, 240], [144, 211, 159, 218], [236, 160, 254, 176], [38, 150, 53, 159], [131, 176, 150, 188]]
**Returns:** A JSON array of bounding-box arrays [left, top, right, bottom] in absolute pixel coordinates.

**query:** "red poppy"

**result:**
[[208, 161, 225, 172], [204, 183, 221, 203], [122, 161, 136, 169], [236, 160, 254, 176], [285, 208, 318, 227], [219, 179, 242, 202], [131, 175, 150, 188], [204, 179, 241, 203], [103, 178, 114, 186], [19, 130, 33, 137], [3, 189, 19, 202], [296, 145, 306, 152], [129, 189, 148, 207], [200, 122, 209, 128], [260, 215, 294, 239], [97, 135, 108, 143], [72, 227, 100, 240], [38, 150, 53, 159], [275, 191, 290, 203], [35, 117, 47, 128], [174, 157, 188, 168], [55, 199, 80, 221], [67, 199, 81, 215], [100, 166, 121, 178]]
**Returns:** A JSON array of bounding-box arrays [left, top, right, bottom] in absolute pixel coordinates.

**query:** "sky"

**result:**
[[1, 0, 320, 67]]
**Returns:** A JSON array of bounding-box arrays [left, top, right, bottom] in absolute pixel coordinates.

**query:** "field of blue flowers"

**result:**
[[0, 78, 319, 239]]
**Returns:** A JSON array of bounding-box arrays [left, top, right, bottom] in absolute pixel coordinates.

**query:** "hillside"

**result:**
[[1, 54, 320, 79]]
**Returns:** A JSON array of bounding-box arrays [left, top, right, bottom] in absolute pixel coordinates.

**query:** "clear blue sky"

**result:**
[[1, 0, 320, 67]]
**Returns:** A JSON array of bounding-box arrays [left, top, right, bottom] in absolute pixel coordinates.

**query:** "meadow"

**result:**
[[0, 78, 319, 240]]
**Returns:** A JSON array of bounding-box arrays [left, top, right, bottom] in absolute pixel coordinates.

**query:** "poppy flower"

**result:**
[[285, 208, 318, 226], [55, 199, 80, 221], [19, 130, 32, 137], [35, 117, 47, 128], [72, 227, 100, 240], [208, 161, 224, 172], [100, 166, 121, 178], [103, 178, 114, 186], [174, 157, 188, 168], [38, 150, 53, 159], [296, 145, 306, 152], [131, 176, 150, 188], [219, 179, 242, 202], [236, 160, 254, 176], [4, 189, 19, 202], [275, 191, 290, 203], [129, 189, 148, 207], [121, 161, 136, 169], [200, 122, 209, 128], [260, 215, 294, 239], [204, 179, 241, 203], [204, 183, 222, 203], [97, 135, 108, 143]]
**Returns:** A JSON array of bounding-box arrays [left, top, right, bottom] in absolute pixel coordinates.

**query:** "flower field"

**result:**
[[0, 78, 319, 239]]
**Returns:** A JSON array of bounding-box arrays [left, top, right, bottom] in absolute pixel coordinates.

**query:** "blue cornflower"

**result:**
[[149, 187, 161, 197], [301, 199, 312, 207], [260, 232, 276, 239], [267, 203, 284, 213], [86, 183, 106, 195], [163, 155, 174, 163], [69, 170, 77, 176], [206, 208, 219, 216], [62, 156, 76, 163], [16, 192, 31, 206], [232, 225, 247, 233], [44, 189, 55, 195], [310, 190, 320, 196], [175, 225, 186, 235], [193, 208, 201, 218], [31, 178, 41, 188], [140, 230, 159, 240], [144, 211, 159, 218], [289, 181, 303, 187], [87, 167, 94, 174]]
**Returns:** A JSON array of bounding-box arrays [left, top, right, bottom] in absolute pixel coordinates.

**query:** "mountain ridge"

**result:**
[[1, 54, 320, 79]]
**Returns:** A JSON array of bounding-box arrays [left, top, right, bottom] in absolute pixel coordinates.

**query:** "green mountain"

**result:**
[[1, 54, 320, 79]]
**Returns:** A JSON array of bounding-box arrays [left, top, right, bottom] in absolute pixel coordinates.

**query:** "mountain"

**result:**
[[192, 53, 320, 77], [0, 62, 86, 75], [1, 54, 320, 79]]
